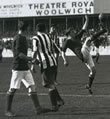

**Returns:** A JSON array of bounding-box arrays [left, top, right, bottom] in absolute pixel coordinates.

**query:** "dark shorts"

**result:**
[[41, 66, 57, 88]]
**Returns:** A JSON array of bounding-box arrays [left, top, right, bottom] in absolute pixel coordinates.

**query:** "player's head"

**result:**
[[18, 21, 28, 32], [50, 25, 56, 34], [36, 23, 46, 32]]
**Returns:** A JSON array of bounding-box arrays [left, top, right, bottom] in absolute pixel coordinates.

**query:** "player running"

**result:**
[[62, 14, 107, 94]]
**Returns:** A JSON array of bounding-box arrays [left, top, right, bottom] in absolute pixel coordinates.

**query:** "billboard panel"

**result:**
[[0, 0, 94, 18]]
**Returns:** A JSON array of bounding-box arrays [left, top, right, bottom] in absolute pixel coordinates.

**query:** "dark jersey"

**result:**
[[62, 30, 85, 61], [93, 38, 101, 48], [91, 29, 107, 48], [12, 34, 29, 70]]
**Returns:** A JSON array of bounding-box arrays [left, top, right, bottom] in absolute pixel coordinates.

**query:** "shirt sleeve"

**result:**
[[75, 30, 85, 40], [91, 29, 107, 41], [32, 36, 38, 52]]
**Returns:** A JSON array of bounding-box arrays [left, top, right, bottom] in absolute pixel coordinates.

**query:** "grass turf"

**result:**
[[0, 56, 110, 119]]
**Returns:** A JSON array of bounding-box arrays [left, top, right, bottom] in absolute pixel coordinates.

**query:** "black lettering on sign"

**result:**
[[36, 10, 42, 15], [34, 4, 39, 9], [84, 1, 88, 7], [78, 8, 83, 13], [28, 4, 33, 9], [40, 3, 44, 9], [85, 8, 92, 13], [51, 10, 57, 14], [44, 10, 49, 15], [72, 2, 77, 7], [59, 9, 63, 14], [56, 3, 61, 8], [78, 2, 83, 7], [73, 8, 75, 13], [51, 3, 55, 8], [46, 4, 50, 9], [62, 2, 66, 8], [90, 1, 94, 7], [65, 9, 71, 14]]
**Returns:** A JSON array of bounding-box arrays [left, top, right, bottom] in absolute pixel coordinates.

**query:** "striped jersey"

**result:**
[[32, 32, 57, 71], [49, 32, 60, 53]]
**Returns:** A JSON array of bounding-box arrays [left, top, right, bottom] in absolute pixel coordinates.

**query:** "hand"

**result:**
[[32, 59, 40, 65], [98, 13, 104, 22], [98, 22, 105, 30], [64, 60, 69, 67]]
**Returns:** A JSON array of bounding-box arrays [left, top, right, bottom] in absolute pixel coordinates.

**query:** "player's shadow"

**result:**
[[42, 106, 110, 116], [15, 108, 52, 117]]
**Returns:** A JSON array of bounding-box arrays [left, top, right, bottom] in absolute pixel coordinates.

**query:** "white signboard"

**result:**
[[0, 0, 94, 18]]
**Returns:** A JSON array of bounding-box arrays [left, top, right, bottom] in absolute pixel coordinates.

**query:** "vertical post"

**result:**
[[106, 15, 108, 30], [3, 19, 4, 35], [18, 19, 20, 31], [66, 16, 67, 30], [33, 18, 35, 33], [49, 17, 51, 30]]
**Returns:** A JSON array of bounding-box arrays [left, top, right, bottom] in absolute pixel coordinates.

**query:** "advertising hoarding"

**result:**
[[0, 0, 94, 18]]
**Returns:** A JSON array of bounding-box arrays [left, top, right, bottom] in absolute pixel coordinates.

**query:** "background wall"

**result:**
[[94, 0, 110, 14]]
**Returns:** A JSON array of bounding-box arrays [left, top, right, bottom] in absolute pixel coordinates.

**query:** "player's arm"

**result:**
[[32, 37, 40, 63], [91, 29, 107, 41], [52, 38, 68, 66], [61, 51, 68, 66], [76, 15, 89, 39], [19, 53, 32, 61], [31, 38, 40, 72], [52, 40, 62, 54], [82, 15, 89, 30], [15, 37, 33, 61], [61, 40, 69, 66], [32, 38, 38, 59]]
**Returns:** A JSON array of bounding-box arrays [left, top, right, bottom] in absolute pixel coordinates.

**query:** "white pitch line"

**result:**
[[1, 92, 110, 98]]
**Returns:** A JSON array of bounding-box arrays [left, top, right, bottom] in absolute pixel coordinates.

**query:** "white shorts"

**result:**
[[81, 47, 95, 71], [9, 70, 35, 89]]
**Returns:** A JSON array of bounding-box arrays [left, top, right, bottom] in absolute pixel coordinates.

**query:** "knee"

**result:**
[[48, 85, 56, 92], [89, 67, 96, 79], [28, 85, 36, 93], [7, 88, 17, 95]]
